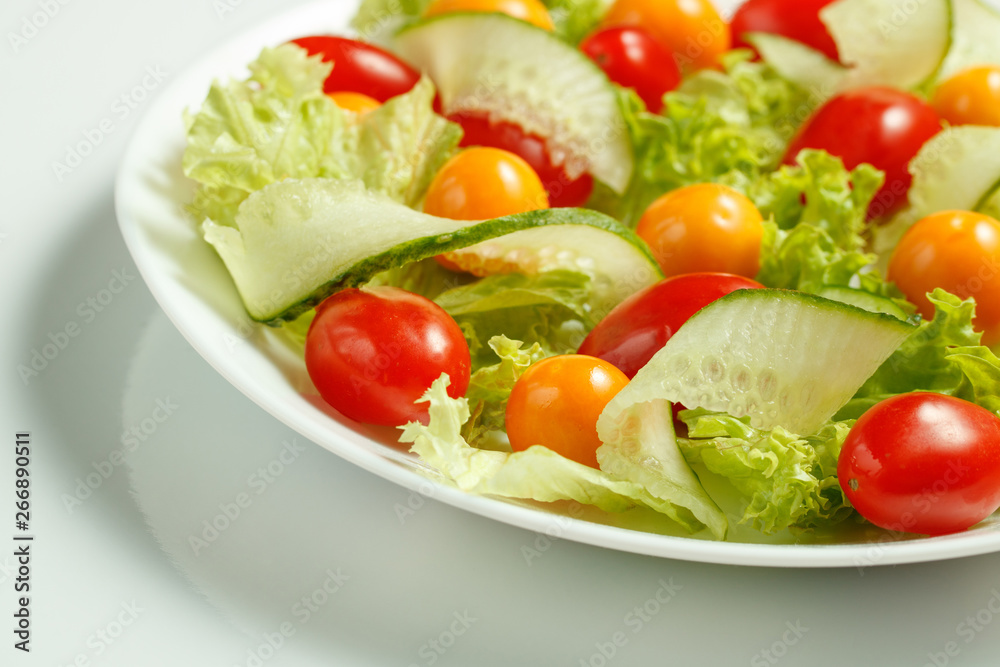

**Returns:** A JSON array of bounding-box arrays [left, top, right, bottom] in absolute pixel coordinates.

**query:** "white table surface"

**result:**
[[5, 0, 1000, 665]]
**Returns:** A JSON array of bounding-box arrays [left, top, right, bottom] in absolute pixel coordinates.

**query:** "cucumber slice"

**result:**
[[393, 13, 633, 193], [937, 0, 1000, 83], [202, 178, 660, 324], [815, 286, 910, 321], [820, 0, 952, 91], [599, 289, 915, 437], [874, 126, 1000, 256], [747, 33, 846, 100], [596, 399, 728, 540]]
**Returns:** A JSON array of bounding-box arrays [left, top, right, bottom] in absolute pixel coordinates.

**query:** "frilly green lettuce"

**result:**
[[183, 45, 343, 227], [461, 336, 545, 447], [841, 289, 1000, 418], [679, 410, 854, 534], [400, 375, 723, 536], [541, 0, 609, 44], [434, 270, 594, 369], [948, 346, 1000, 416], [183, 44, 460, 226], [753, 151, 882, 294], [591, 53, 815, 226]]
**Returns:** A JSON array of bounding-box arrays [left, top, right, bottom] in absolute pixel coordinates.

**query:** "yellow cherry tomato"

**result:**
[[932, 65, 1000, 127], [424, 0, 555, 30], [327, 91, 381, 116], [505, 355, 630, 469], [888, 210, 1000, 346], [601, 0, 730, 71], [635, 183, 764, 279], [424, 146, 549, 220]]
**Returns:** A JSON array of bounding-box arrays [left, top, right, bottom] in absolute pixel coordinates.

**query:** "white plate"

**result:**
[[114, 0, 1000, 567]]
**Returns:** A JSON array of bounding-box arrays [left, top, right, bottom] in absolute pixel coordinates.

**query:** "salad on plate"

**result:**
[[179, 0, 1000, 544]]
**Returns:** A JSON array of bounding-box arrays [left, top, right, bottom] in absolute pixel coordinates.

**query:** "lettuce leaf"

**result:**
[[679, 410, 854, 534], [434, 270, 594, 369], [400, 376, 722, 536], [752, 150, 881, 240], [183, 45, 344, 227], [368, 257, 472, 301], [752, 151, 908, 303], [591, 53, 815, 226], [542, 0, 609, 44], [756, 222, 875, 295], [750, 151, 920, 324], [352, 77, 463, 205], [461, 336, 545, 447], [948, 346, 1000, 416], [183, 45, 460, 226]]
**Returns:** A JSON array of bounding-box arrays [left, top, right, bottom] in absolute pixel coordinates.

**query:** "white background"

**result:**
[[4, 0, 1000, 665]]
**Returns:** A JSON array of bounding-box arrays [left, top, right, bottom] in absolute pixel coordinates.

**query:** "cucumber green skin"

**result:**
[[974, 180, 1000, 216], [691, 288, 916, 334], [916, 0, 954, 93], [264, 208, 661, 326], [815, 286, 910, 321]]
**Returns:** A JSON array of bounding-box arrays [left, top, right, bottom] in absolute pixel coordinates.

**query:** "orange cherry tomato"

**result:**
[[600, 0, 730, 71], [327, 92, 381, 116], [635, 183, 765, 279], [932, 65, 1000, 128], [424, 147, 549, 220], [505, 355, 630, 469], [888, 210, 1000, 346], [423, 0, 555, 30]]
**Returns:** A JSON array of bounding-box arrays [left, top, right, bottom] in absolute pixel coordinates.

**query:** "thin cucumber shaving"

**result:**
[[599, 289, 916, 437], [821, 0, 952, 91], [393, 12, 634, 191], [203, 178, 660, 323]]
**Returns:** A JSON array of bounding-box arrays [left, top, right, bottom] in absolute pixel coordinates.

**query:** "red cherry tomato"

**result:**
[[304, 287, 471, 426], [730, 0, 840, 62], [784, 86, 942, 220], [580, 26, 682, 113], [838, 393, 1000, 536], [578, 273, 764, 378], [290, 36, 420, 101], [505, 355, 630, 468], [449, 112, 594, 208]]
